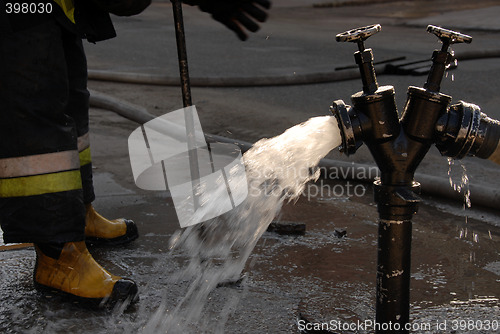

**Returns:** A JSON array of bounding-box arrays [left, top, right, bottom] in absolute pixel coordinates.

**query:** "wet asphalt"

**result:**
[[2, 1, 500, 333]]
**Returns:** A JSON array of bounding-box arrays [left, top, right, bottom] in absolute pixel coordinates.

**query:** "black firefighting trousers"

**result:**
[[0, 18, 95, 243]]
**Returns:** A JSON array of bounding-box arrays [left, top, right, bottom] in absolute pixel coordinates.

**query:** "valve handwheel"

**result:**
[[336, 24, 381, 43], [336, 24, 381, 51], [427, 25, 472, 50]]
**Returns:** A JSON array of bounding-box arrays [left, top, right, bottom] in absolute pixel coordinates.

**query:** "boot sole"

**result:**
[[33, 279, 139, 309], [33, 255, 139, 309], [86, 219, 139, 247]]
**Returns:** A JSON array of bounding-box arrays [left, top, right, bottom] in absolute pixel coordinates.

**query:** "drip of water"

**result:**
[[142, 116, 342, 333], [444, 53, 457, 81], [451, 59, 458, 82], [447, 158, 477, 243], [447, 157, 471, 209]]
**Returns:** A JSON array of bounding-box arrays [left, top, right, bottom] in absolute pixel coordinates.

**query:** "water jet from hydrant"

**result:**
[[142, 116, 342, 333]]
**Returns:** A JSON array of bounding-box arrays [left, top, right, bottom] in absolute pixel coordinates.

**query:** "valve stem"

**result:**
[[336, 24, 382, 95], [357, 40, 365, 53], [424, 25, 472, 92]]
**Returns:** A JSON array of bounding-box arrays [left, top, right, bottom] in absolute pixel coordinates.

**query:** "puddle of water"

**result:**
[[1, 178, 500, 333]]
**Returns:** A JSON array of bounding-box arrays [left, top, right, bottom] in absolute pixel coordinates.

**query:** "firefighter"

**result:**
[[0, 0, 271, 307]]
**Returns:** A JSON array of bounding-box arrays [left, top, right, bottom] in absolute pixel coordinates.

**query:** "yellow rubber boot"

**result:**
[[34, 241, 138, 307], [85, 204, 139, 246]]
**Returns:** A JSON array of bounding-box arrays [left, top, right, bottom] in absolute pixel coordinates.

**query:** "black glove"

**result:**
[[183, 0, 271, 41]]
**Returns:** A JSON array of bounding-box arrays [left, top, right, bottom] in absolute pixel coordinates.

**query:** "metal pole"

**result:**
[[171, 0, 200, 208], [373, 182, 419, 333], [171, 0, 192, 107], [376, 219, 412, 334]]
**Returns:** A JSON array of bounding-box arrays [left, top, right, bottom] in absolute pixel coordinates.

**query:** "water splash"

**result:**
[[143, 116, 342, 333]]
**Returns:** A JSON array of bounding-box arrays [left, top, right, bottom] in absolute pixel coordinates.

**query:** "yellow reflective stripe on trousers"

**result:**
[[0, 151, 80, 178], [0, 170, 82, 198], [53, 0, 75, 23], [79, 147, 92, 167], [78, 133, 91, 167]]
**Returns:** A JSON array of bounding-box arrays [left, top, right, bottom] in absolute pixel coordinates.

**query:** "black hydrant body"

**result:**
[[332, 24, 500, 333]]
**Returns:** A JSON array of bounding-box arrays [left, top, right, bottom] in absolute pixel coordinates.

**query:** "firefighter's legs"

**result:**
[[0, 19, 137, 306], [60, 26, 139, 246]]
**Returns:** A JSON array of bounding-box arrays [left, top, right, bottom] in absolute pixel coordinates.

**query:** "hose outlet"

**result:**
[[436, 101, 500, 159], [331, 100, 364, 156]]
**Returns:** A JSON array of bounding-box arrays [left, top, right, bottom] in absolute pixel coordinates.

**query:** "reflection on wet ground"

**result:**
[[1, 179, 499, 333]]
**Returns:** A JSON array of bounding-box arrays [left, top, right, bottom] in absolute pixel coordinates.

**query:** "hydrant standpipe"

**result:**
[[331, 24, 500, 333]]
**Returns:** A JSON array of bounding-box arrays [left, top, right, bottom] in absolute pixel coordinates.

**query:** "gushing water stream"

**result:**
[[142, 116, 342, 333]]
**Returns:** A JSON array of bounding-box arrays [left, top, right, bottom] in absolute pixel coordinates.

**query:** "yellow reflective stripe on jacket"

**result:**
[[0, 170, 82, 198], [53, 0, 75, 23], [0, 151, 80, 178]]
